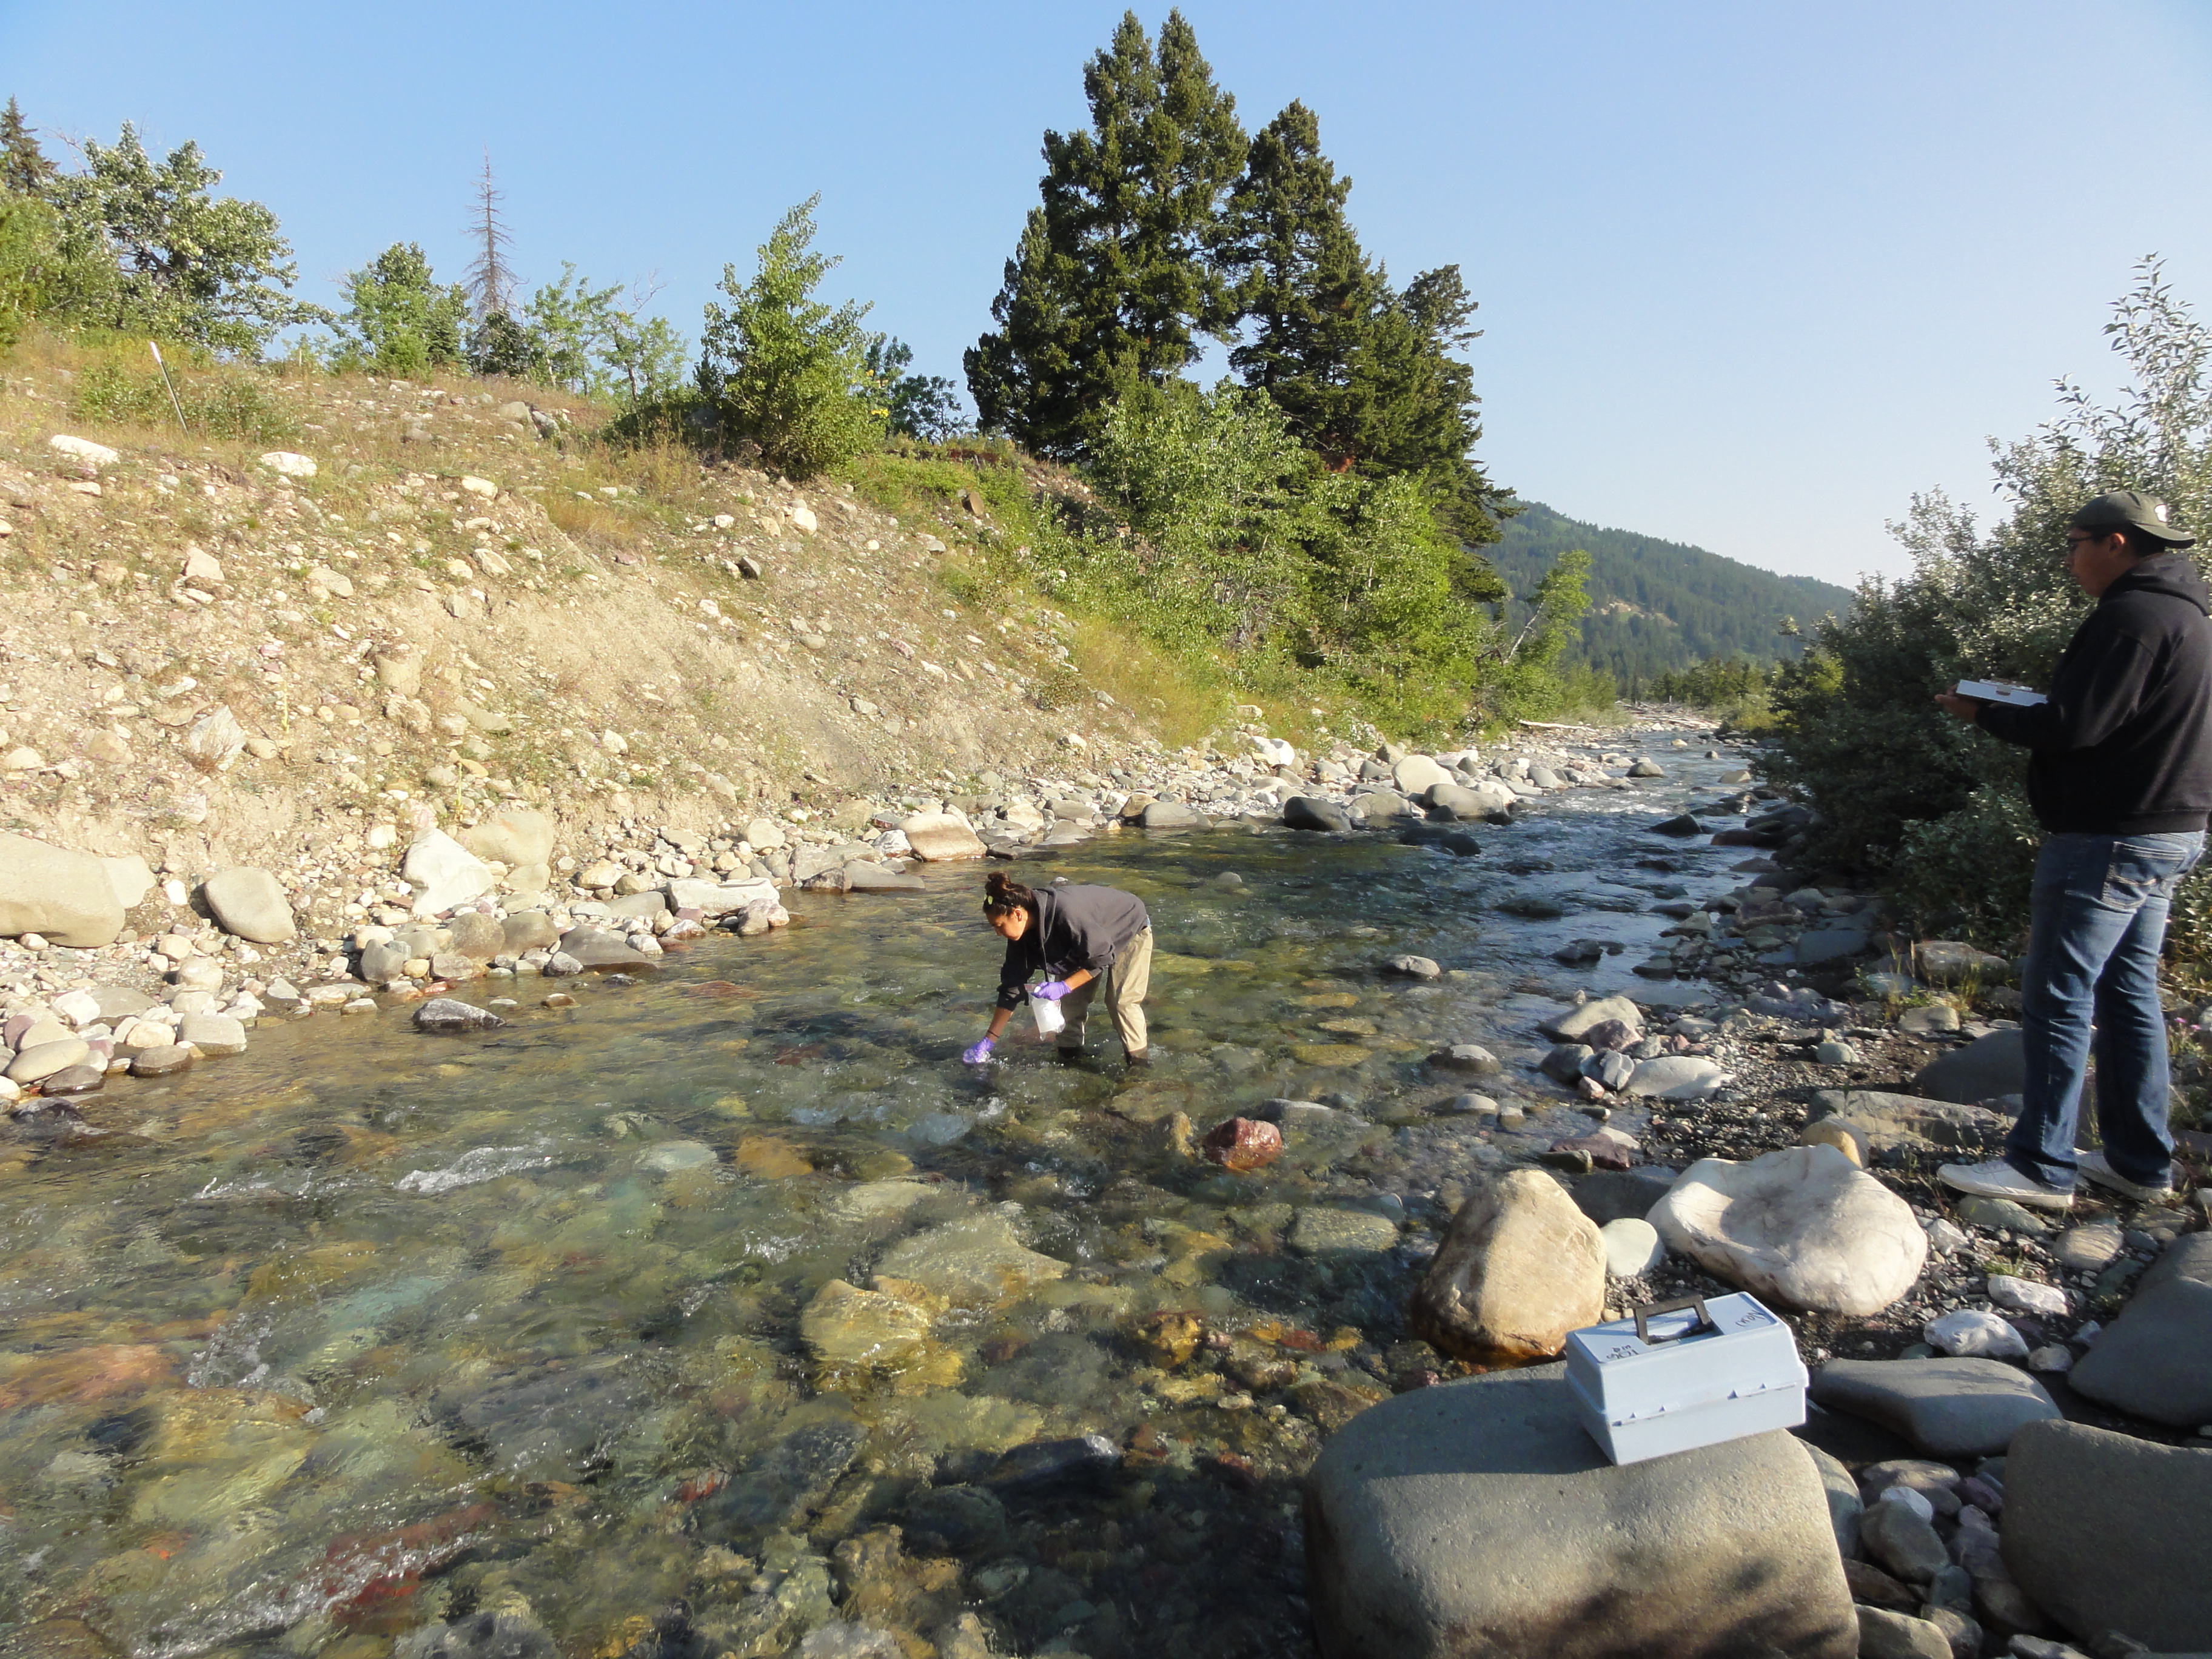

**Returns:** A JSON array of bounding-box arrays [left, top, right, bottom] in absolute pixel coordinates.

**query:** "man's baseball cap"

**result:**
[[2071, 489, 2195, 549]]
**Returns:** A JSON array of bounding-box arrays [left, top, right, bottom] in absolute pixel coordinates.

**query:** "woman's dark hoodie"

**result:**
[[1977, 551, 2212, 834]]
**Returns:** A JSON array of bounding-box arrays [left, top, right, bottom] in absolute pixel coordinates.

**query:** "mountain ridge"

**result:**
[[1486, 500, 1855, 688]]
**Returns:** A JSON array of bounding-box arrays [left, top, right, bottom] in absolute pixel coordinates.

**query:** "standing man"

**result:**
[[1933, 491, 2208, 1209]]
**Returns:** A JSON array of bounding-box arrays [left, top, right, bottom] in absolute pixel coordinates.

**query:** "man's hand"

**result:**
[[1934, 692, 1985, 724]]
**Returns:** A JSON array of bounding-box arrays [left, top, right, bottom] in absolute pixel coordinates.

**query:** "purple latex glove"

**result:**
[[1033, 980, 1073, 1002], [961, 1037, 995, 1064]]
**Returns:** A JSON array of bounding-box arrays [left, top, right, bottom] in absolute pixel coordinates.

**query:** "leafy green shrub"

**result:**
[[699, 196, 883, 477], [72, 357, 300, 442], [330, 241, 467, 375], [1766, 258, 2212, 947]]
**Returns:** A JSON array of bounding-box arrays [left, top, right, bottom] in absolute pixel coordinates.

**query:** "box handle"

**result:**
[[1632, 1295, 1715, 1346]]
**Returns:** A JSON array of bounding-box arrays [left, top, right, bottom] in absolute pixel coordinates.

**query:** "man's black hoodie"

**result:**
[[1978, 551, 2212, 834]]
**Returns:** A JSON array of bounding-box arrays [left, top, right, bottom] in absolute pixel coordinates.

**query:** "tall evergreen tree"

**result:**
[[1, 98, 55, 197], [1222, 101, 1382, 464], [1219, 104, 1502, 545], [967, 10, 1247, 458]]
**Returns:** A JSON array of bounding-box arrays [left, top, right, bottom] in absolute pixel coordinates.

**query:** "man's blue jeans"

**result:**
[[2006, 830, 2202, 1191]]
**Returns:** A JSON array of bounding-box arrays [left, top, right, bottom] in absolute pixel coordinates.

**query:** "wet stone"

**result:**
[[1288, 1206, 1400, 1256], [412, 997, 506, 1033]]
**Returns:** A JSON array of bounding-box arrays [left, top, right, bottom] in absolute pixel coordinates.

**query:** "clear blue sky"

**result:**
[[5, 0, 2208, 586]]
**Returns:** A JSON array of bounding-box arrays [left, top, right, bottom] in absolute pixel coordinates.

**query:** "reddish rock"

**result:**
[[1549, 1134, 1635, 1171], [1201, 1117, 1283, 1171], [1579, 1018, 1638, 1053]]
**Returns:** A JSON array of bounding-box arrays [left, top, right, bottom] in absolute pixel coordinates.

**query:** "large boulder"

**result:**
[[1139, 800, 1201, 828], [1539, 994, 1643, 1042], [1802, 1090, 2009, 1158], [2065, 1273, 2212, 1427], [1409, 1170, 1605, 1364], [1284, 797, 1353, 833], [2001, 1420, 2212, 1652], [1429, 779, 1518, 820], [403, 828, 496, 917], [1570, 1167, 1682, 1227], [102, 853, 156, 910], [1390, 754, 1452, 796], [557, 926, 658, 973], [446, 911, 505, 961], [1347, 791, 1416, 828], [899, 812, 986, 862], [1808, 1359, 2059, 1458], [1305, 1365, 1857, 1659], [1650, 1144, 1926, 1315], [457, 808, 556, 869], [667, 876, 779, 917], [1911, 1028, 2026, 1104], [201, 866, 296, 943], [0, 833, 126, 946]]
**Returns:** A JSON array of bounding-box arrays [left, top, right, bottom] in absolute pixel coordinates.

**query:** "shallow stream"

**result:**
[[0, 744, 1749, 1659]]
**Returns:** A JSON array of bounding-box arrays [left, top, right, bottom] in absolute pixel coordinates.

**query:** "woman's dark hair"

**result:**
[[983, 872, 1037, 919]]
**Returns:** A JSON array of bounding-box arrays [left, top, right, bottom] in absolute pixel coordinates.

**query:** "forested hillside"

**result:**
[[1488, 500, 1854, 690]]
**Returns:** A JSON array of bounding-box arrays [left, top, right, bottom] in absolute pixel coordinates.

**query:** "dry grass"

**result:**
[[1068, 618, 1232, 751]]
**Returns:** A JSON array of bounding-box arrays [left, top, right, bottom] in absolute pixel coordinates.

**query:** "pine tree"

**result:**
[[1, 98, 55, 197], [967, 10, 1247, 457], [1222, 100, 1382, 466]]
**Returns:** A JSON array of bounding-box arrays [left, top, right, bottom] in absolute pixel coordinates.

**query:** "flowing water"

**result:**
[[0, 745, 1748, 1659]]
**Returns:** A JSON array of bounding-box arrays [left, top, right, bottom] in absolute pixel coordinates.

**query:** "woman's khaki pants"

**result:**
[[1057, 926, 1151, 1057]]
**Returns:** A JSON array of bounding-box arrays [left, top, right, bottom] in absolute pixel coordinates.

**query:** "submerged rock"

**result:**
[[413, 998, 506, 1033], [1200, 1116, 1282, 1171]]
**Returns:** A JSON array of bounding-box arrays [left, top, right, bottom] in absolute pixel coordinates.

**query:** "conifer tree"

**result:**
[[464, 152, 515, 323], [1, 98, 55, 197], [967, 10, 1247, 457], [1222, 101, 1382, 464]]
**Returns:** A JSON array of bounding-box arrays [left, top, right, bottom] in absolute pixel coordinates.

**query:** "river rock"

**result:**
[[1600, 1217, 1665, 1278], [412, 998, 506, 1033], [394, 1612, 555, 1659], [668, 876, 778, 915], [1987, 1275, 2068, 1317], [1391, 754, 1450, 795], [359, 940, 410, 982], [1541, 994, 1644, 1041], [1924, 1309, 2029, 1361], [1305, 1365, 1857, 1659], [2064, 1274, 2212, 1427], [5, 1039, 89, 1084], [37, 1064, 102, 1098], [1139, 800, 1201, 828], [1854, 1609, 1953, 1659], [1426, 1042, 1500, 1074], [1572, 1167, 1681, 1225], [502, 911, 559, 953], [1289, 1207, 1401, 1256], [0, 833, 125, 947], [1542, 1042, 1594, 1083], [1430, 778, 1518, 819], [404, 828, 496, 917], [1381, 954, 1441, 979], [557, 927, 657, 972], [1809, 1359, 2059, 1458], [1283, 796, 1353, 832], [2139, 1230, 2212, 1295], [1200, 1117, 1282, 1171], [2000, 1419, 2212, 1652], [177, 1013, 246, 1056], [446, 911, 505, 960], [1805, 1441, 1863, 1558], [873, 1212, 1065, 1307], [1803, 1090, 2009, 1157], [802, 1279, 934, 1372], [1914, 940, 2008, 987], [1912, 1028, 2026, 1104], [130, 1045, 193, 1078], [1623, 1055, 1727, 1098], [457, 808, 555, 869], [900, 813, 985, 861], [1410, 1170, 1604, 1364], [1651, 1144, 1927, 1315], [1861, 1495, 1951, 1583], [1347, 790, 1415, 827], [844, 862, 925, 892], [2052, 1220, 2123, 1273]]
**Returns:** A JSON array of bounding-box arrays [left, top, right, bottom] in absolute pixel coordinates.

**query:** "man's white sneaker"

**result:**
[[2076, 1148, 2174, 1203], [1937, 1159, 2075, 1210]]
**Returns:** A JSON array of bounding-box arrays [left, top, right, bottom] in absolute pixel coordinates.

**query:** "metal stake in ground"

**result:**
[[149, 341, 188, 431]]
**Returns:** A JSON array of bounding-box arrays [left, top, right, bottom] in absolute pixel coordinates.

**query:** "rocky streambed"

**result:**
[[2, 732, 2208, 1659]]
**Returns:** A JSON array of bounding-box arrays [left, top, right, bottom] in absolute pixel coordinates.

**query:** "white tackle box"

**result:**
[[1563, 1293, 1807, 1466]]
